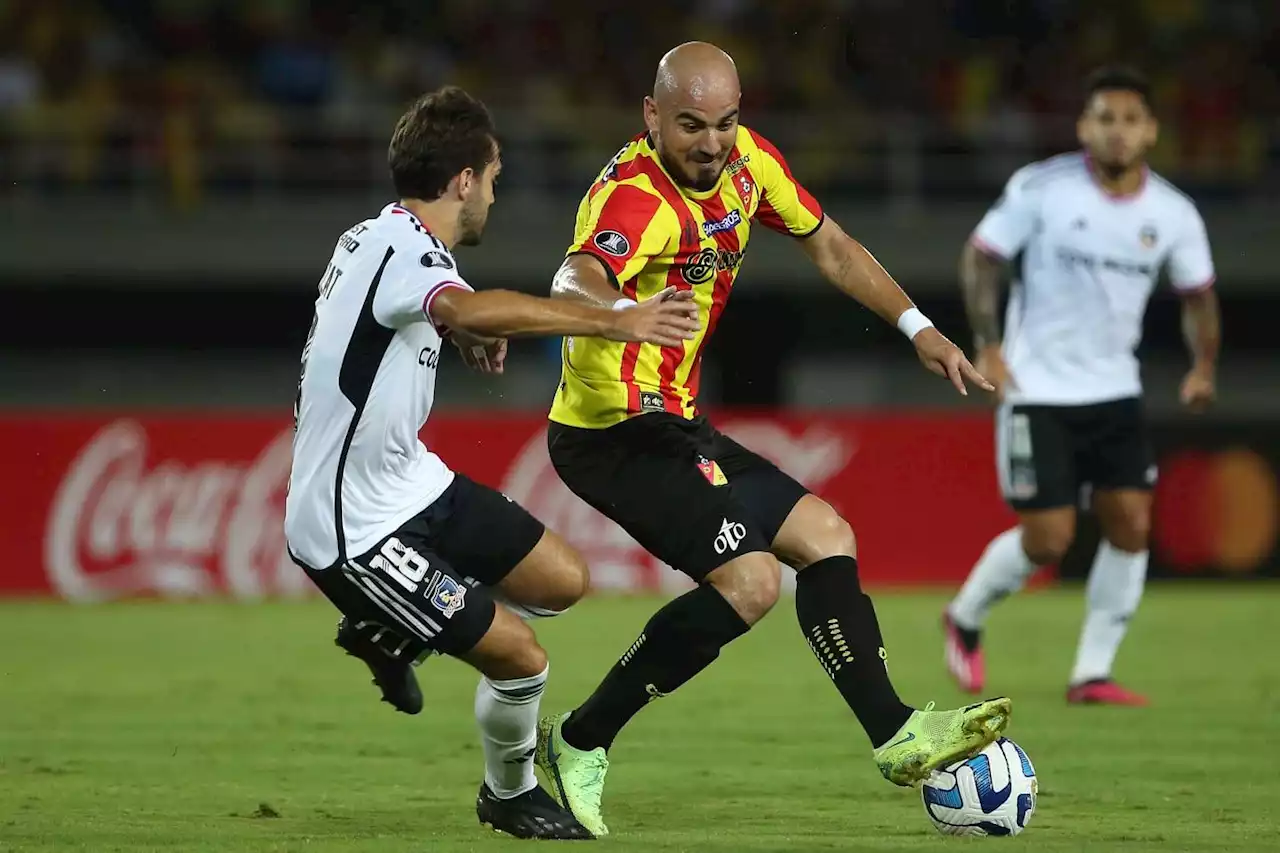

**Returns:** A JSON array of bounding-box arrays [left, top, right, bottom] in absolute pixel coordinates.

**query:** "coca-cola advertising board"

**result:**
[[0, 412, 1021, 601]]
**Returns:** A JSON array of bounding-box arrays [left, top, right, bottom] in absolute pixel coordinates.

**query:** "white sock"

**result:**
[[474, 664, 548, 799], [1070, 543, 1147, 685], [949, 527, 1038, 630]]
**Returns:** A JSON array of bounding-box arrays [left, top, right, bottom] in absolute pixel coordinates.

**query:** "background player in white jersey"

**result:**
[[942, 67, 1221, 706], [284, 86, 698, 840]]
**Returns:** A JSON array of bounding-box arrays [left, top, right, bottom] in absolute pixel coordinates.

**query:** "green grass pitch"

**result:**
[[1, 586, 1276, 851]]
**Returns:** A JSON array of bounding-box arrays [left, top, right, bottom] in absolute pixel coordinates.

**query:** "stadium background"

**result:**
[[1, 0, 1278, 600]]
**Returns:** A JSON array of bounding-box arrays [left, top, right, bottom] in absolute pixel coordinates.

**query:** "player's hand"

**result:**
[[451, 330, 507, 374], [912, 328, 995, 397], [974, 344, 1015, 402], [1180, 365, 1216, 413], [606, 287, 700, 347]]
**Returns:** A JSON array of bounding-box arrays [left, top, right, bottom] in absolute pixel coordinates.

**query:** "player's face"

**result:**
[[646, 96, 740, 191], [457, 153, 500, 247], [1077, 90, 1157, 172]]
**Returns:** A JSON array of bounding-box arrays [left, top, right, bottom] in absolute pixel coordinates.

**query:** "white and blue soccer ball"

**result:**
[[921, 737, 1037, 836]]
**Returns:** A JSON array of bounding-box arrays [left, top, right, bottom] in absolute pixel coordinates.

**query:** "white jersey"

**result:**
[[285, 203, 472, 569], [972, 152, 1215, 406]]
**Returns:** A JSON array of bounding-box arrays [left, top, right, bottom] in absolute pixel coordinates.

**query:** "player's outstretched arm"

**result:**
[[800, 216, 993, 396], [430, 287, 699, 347], [549, 254, 628, 309]]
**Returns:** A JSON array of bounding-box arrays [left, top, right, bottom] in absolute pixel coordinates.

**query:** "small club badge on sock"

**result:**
[[696, 455, 728, 486]]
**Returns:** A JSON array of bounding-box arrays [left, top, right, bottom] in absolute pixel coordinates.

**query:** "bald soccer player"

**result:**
[[534, 43, 1014, 836]]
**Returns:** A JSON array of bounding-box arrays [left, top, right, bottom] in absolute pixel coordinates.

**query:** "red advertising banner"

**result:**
[[0, 412, 1016, 600]]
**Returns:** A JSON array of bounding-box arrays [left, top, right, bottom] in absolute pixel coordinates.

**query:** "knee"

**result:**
[[1106, 506, 1151, 553], [1021, 520, 1075, 566], [776, 496, 857, 568], [497, 620, 549, 679], [801, 511, 857, 567], [708, 554, 781, 626]]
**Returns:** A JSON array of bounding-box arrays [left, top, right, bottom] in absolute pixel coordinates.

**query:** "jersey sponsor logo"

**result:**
[[726, 153, 751, 175], [420, 250, 454, 270], [682, 247, 745, 285], [1055, 247, 1154, 279], [702, 209, 742, 237], [714, 517, 747, 554], [1139, 225, 1159, 248], [418, 346, 439, 369], [593, 230, 631, 257]]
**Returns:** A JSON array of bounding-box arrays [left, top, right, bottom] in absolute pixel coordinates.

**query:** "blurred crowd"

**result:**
[[1, 0, 1276, 204]]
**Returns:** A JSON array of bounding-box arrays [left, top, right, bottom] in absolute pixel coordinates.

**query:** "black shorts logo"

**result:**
[[593, 230, 631, 257]]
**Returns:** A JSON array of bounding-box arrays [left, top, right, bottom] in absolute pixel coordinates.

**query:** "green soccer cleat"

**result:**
[[536, 712, 610, 838], [874, 697, 1012, 787]]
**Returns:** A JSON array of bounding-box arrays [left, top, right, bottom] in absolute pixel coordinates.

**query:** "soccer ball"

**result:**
[[920, 737, 1037, 836]]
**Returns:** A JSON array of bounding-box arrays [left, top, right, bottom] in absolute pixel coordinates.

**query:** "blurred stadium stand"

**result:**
[[1, 0, 1277, 416]]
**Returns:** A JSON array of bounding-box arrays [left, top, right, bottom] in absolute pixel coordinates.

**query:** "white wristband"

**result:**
[[612, 298, 638, 311], [896, 307, 934, 340]]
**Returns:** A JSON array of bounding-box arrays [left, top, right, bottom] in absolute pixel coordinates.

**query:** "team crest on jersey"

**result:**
[[594, 230, 631, 257], [735, 174, 754, 206], [1139, 225, 1159, 248], [420, 250, 454, 270], [427, 572, 467, 618], [697, 455, 729, 486], [703, 209, 742, 237]]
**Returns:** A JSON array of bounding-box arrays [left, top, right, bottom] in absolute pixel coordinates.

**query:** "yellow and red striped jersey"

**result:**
[[549, 127, 824, 429]]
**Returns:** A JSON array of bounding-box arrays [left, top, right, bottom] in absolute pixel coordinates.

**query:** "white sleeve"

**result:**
[[1167, 205, 1216, 294], [373, 263, 474, 331], [971, 167, 1041, 259]]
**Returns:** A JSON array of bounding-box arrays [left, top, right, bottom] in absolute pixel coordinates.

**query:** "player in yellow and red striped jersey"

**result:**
[[535, 42, 1011, 837], [550, 123, 823, 427]]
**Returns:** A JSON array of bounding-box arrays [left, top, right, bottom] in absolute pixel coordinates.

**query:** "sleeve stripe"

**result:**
[[422, 281, 472, 326], [969, 234, 1009, 260], [1176, 275, 1216, 295]]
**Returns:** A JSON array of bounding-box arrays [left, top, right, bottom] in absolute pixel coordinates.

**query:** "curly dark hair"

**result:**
[[1084, 66, 1153, 112], [388, 86, 497, 201]]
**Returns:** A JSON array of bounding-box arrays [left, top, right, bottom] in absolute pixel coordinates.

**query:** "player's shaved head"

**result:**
[[653, 41, 740, 107], [646, 42, 742, 191]]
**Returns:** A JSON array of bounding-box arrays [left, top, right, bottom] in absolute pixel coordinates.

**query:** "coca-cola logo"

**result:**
[[501, 419, 853, 592], [45, 420, 309, 601]]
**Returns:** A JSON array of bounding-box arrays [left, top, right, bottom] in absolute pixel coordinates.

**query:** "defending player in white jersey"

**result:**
[[942, 67, 1221, 706], [284, 86, 698, 840]]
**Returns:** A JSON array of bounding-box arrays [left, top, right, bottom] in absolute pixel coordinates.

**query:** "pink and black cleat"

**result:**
[[1066, 679, 1149, 706], [942, 611, 986, 695]]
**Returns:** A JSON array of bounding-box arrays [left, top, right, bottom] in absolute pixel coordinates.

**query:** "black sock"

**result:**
[[796, 555, 912, 747], [561, 583, 749, 752]]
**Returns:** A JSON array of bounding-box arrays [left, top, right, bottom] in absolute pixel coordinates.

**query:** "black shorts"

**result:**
[[294, 474, 545, 657], [996, 397, 1156, 511], [547, 414, 809, 581]]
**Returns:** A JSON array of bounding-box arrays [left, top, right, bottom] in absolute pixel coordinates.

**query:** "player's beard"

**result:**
[[661, 149, 724, 192], [457, 198, 488, 246]]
